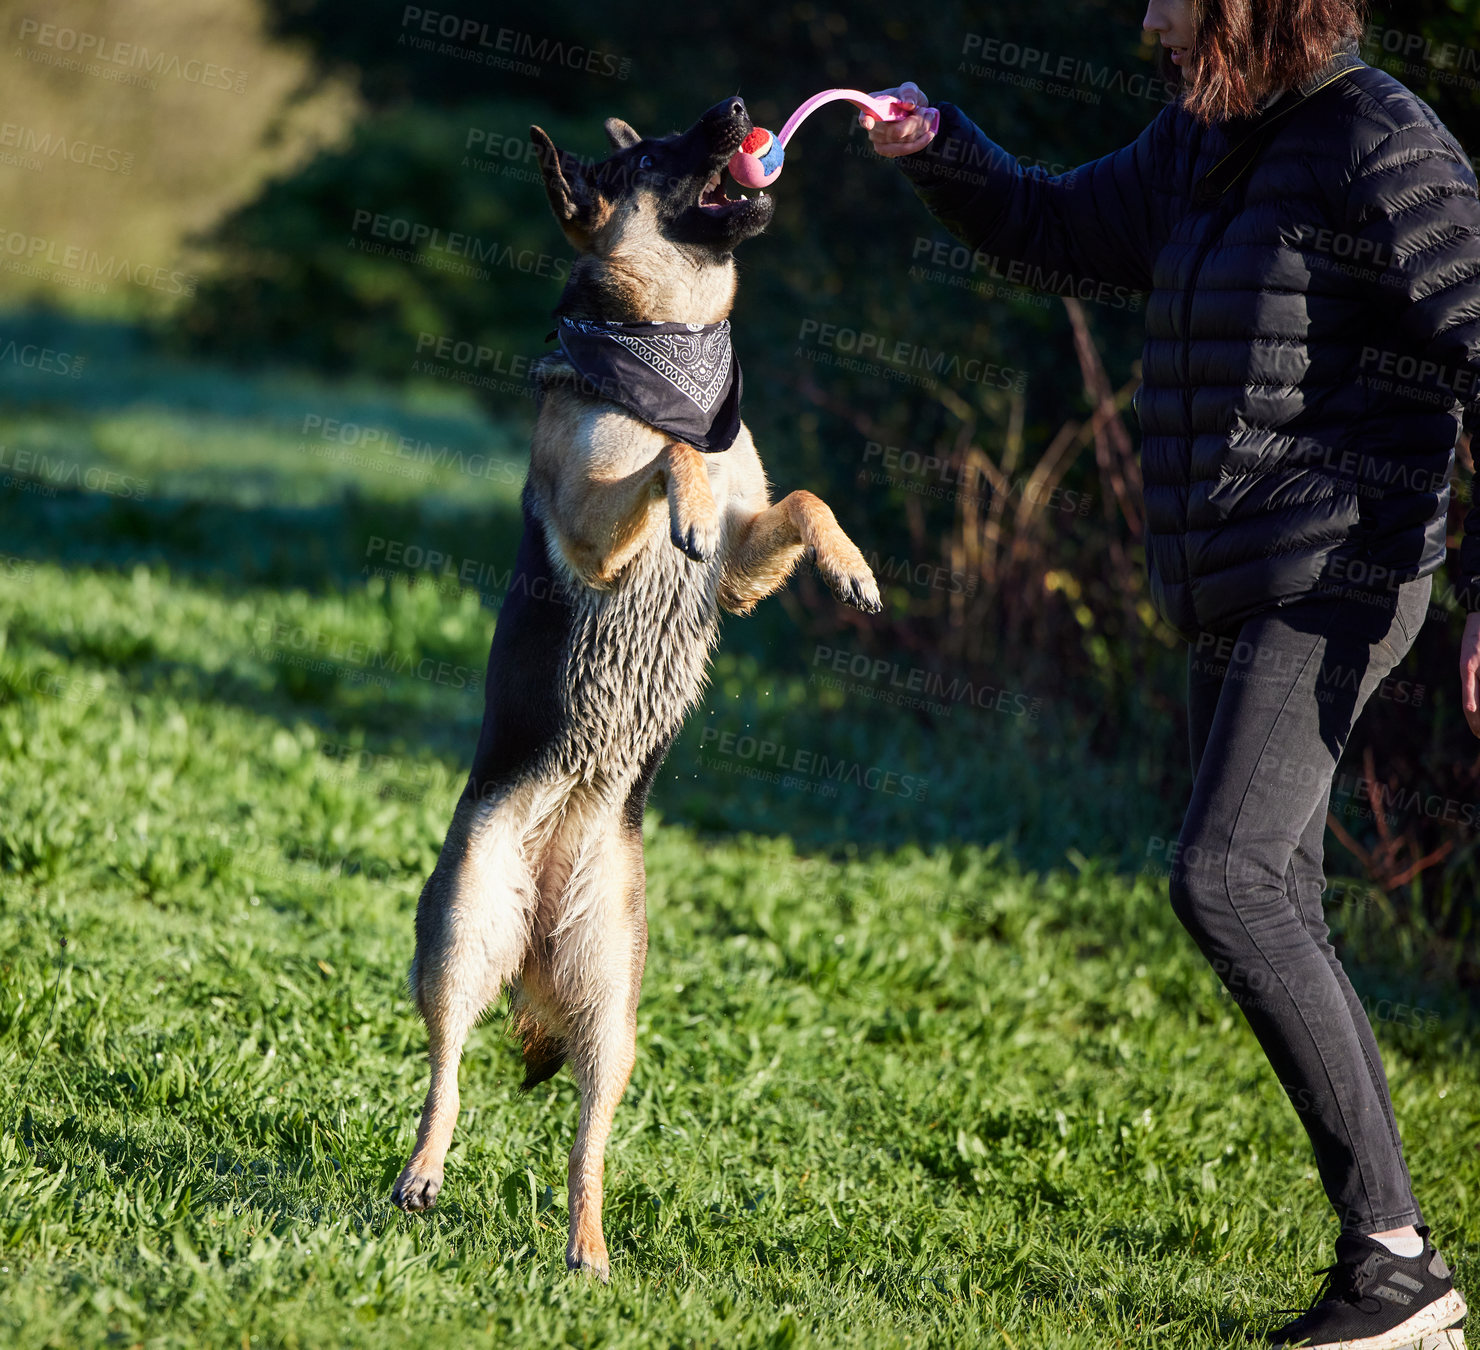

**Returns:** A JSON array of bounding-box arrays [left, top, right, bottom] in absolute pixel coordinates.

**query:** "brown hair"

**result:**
[[1180, 0, 1366, 122]]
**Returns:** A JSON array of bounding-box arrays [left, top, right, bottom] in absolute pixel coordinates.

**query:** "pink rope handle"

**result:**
[[775, 88, 939, 147]]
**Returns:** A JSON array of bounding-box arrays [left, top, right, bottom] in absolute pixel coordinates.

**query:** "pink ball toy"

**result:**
[[729, 127, 784, 188]]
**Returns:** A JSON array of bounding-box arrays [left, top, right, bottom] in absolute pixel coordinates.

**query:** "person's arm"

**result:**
[[1339, 120, 1480, 733], [1459, 413, 1480, 737], [867, 84, 1174, 292]]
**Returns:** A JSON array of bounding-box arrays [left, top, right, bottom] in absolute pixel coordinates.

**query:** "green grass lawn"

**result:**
[[0, 320, 1475, 1348]]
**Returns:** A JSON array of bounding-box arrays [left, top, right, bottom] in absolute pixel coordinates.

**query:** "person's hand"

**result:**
[[859, 82, 936, 158], [1462, 612, 1480, 737]]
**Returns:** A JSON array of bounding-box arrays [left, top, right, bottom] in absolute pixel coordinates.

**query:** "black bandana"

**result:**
[[555, 316, 743, 453]]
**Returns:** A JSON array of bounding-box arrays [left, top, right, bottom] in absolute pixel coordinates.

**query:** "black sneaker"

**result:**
[[1267, 1227, 1468, 1349]]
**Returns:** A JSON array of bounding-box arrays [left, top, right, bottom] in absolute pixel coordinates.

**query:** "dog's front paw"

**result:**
[[669, 497, 720, 564], [814, 545, 882, 614], [567, 1247, 611, 1282], [391, 1165, 442, 1212]]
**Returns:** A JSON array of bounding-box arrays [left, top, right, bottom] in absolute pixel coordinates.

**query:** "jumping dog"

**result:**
[[390, 97, 880, 1279]]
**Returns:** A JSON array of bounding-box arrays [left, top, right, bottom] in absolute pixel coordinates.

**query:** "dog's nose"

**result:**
[[703, 97, 748, 125]]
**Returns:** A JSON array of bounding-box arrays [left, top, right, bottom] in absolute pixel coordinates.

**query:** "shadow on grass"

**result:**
[[0, 477, 526, 601], [0, 306, 516, 452]]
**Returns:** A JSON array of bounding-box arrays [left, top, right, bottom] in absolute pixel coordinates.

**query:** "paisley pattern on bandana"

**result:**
[[554, 316, 743, 453], [569, 318, 733, 414]]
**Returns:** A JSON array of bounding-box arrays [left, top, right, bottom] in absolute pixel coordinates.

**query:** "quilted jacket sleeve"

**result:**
[[1344, 122, 1480, 610], [895, 101, 1175, 293]]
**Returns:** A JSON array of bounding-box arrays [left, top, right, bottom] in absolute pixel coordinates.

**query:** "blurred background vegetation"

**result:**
[[1, 0, 1477, 969]]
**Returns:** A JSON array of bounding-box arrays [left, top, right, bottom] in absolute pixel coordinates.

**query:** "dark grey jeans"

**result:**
[[1168, 575, 1432, 1236]]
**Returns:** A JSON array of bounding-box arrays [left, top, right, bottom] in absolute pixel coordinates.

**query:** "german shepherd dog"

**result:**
[[390, 97, 880, 1278]]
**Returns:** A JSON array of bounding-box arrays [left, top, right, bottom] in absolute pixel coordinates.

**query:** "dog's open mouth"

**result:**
[[698, 168, 755, 213]]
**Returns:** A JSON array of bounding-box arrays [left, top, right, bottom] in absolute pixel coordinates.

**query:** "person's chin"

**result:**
[[1158, 44, 1184, 87]]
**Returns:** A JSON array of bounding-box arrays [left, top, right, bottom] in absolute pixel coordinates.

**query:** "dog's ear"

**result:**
[[531, 125, 599, 246], [603, 117, 641, 151]]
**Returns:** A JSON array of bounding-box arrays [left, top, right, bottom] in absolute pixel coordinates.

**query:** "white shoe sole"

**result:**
[[1300, 1289, 1468, 1349]]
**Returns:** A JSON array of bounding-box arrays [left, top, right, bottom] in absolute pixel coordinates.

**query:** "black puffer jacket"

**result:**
[[899, 46, 1480, 639]]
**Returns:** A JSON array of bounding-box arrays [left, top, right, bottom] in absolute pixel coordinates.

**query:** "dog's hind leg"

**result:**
[[544, 809, 648, 1280], [392, 786, 548, 1212], [719, 490, 881, 614]]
